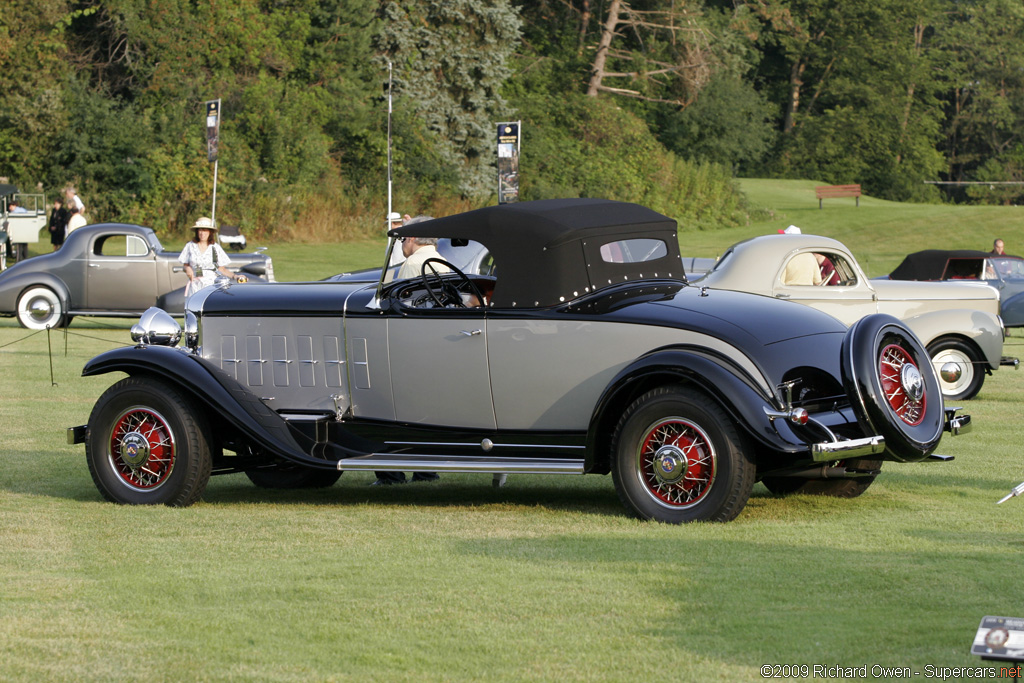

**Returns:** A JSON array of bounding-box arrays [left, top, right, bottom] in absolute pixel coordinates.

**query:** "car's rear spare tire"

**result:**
[[841, 315, 944, 462]]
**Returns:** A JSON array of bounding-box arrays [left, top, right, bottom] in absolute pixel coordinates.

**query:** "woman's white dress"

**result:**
[[179, 241, 232, 297]]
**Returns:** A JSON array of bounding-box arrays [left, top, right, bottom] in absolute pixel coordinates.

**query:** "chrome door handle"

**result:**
[[460, 329, 482, 336]]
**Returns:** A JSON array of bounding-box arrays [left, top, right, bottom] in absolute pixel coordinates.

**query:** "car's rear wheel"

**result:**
[[761, 458, 883, 498], [17, 286, 66, 329], [246, 465, 342, 489], [928, 338, 985, 401], [611, 386, 755, 523], [86, 377, 212, 506], [841, 315, 944, 462]]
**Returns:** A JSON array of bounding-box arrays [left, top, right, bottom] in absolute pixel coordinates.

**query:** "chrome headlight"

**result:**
[[183, 310, 199, 351], [130, 307, 181, 347]]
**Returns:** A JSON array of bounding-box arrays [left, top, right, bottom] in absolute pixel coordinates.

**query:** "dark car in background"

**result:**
[[69, 199, 969, 523], [886, 249, 1024, 328], [0, 223, 274, 329]]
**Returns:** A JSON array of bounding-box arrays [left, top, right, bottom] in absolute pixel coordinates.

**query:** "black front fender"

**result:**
[[82, 345, 374, 467], [585, 347, 795, 473]]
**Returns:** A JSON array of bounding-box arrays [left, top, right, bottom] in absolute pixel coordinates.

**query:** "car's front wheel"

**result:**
[[86, 377, 212, 506], [17, 286, 66, 329], [611, 386, 755, 523], [928, 338, 985, 401]]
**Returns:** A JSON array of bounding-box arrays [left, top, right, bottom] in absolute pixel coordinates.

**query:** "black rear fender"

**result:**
[[585, 348, 790, 474]]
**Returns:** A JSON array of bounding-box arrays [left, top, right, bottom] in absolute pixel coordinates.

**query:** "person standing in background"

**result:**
[[385, 212, 411, 268], [48, 198, 68, 250], [66, 205, 87, 235], [64, 186, 85, 220]]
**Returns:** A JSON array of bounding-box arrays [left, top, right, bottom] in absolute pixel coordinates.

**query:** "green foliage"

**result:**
[[48, 82, 154, 221], [5, 0, 1024, 230], [653, 74, 777, 173], [378, 0, 522, 199], [512, 80, 748, 228], [938, 0, 1024, 203]]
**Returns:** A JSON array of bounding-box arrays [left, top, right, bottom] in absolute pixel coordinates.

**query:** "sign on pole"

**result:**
[[497, 121, 520, 204], [206, 100, 221, 162]]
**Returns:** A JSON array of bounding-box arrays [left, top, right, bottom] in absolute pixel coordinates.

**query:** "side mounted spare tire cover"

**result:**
[[841, 314, 944, 462]]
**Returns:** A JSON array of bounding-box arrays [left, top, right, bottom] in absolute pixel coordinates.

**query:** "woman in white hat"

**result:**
[[178, 217, 239, 296]]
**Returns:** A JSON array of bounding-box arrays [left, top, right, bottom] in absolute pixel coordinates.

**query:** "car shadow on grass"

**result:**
[[199, 471, 627, 518]]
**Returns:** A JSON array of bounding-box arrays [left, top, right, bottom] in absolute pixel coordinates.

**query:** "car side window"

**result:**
[[818, 253, 857, 286], [782, 252, 857, 287], [599, 238, 667, 263], [95, 234, 150, 258]]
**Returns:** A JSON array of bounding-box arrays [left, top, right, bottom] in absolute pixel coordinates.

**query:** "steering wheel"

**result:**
[[420, 257, 486, 308]]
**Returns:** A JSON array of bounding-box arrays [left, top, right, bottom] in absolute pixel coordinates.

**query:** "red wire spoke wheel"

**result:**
[[86, 377, 211, 506], [878, 344, 926, 427], [637, 417, 716, 508], [108, 408, 176, 490], [612, 386, 755, 523]]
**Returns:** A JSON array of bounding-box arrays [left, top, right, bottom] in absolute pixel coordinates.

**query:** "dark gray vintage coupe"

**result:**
[[0, 223, 274, 329], [68, 199, 970, 523]]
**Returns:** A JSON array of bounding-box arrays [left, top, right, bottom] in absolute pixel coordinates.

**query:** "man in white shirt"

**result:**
[[396, 236, 450, 280]]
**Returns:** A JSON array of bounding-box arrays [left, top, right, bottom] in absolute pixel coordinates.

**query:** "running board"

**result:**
[[335, 454, 585, 475]]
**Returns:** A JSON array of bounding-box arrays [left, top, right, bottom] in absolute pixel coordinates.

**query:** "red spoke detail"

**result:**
[[109, 409, 176, 489], [638, 418, 716, 508], [878, 344, 926, 427]]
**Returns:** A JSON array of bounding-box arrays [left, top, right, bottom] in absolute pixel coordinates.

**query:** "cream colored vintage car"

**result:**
[[695, 234, 1010, 401]]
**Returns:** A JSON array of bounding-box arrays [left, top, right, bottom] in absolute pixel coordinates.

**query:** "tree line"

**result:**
[[1, 0, 1021, 239]]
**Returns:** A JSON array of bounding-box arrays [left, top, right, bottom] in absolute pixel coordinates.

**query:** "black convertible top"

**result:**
[[391, 198, 684, 307], [889, 249, 992, 281]]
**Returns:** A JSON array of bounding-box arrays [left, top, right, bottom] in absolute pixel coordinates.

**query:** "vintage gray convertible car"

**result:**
[[694, 235, 1011, 401], [0, 223, 274, 329], [68, 199, 970, 523], [885, 249, 1024, 329]]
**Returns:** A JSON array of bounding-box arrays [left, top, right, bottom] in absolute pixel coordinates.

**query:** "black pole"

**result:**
[[47, 325, 56, 386]]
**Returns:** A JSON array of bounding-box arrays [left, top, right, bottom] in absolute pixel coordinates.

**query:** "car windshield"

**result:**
[[988, 257, 1024, 279]]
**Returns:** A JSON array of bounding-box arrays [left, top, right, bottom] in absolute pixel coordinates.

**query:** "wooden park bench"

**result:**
[[815, 184, 861, 208]]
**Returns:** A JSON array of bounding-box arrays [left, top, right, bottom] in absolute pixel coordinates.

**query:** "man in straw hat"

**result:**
[[178, 217, 240, 296]]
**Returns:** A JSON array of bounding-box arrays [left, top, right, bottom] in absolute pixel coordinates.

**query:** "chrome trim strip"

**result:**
[[279, 413, 333, 422], [335, 454, 585, 474], [810, 436, 885, 462], [383, 440, 585, 450]]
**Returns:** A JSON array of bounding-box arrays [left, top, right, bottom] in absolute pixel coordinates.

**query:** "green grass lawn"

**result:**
[[4, 185, 1024, 681]]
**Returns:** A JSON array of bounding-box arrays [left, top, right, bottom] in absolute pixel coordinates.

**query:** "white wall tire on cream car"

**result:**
[[85, 377, 212, 506], [16, 286, 65, 330], [612, 386, 756, 523], [928, 339, 985, 402]]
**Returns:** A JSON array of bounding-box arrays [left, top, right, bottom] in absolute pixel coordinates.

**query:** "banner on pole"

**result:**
[[205, 100, 221, 162], [497, 121, 520, 204]]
